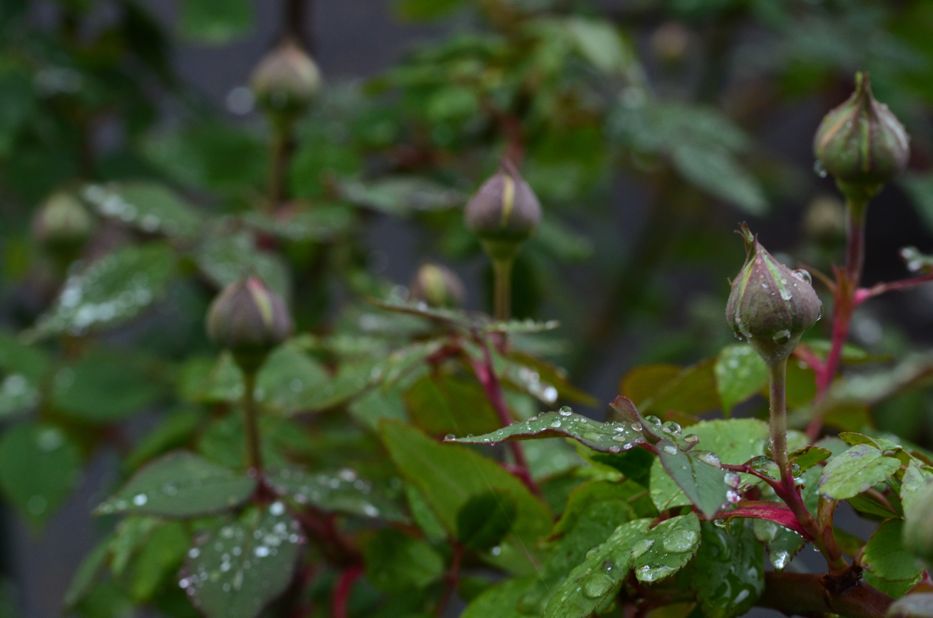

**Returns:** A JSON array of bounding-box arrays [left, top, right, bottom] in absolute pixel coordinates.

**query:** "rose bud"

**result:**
[[206, 276, 293, 372], [813, 72, 909, 196], [726, 225, 822, 365], [464, 159, 541, 261], [410, 263, 465, 308], [32, 191, 93, 261], [250, 38, 321, 120], [903, 480, 933, 567]]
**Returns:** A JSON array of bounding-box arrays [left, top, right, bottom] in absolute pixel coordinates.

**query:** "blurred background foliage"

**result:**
[[0, 0, 931, 616]]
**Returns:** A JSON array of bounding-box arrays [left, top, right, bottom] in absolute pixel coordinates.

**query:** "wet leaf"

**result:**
[[0, 332, 50, 418], [267, 467, 407, 522], [0, 423, 80, 526], [449, 408, 645, 454], [182, 503, 304, 618], [96, 452, 256, 518], [462, 576, 532, 618], [632, 513, 701, 583], [862, 520, 924, 597], [623, 359, 720, 416], [340, 176, 463, 214], [194, 234, 290, 300], [404, 374, 500, 436], [82, 182, 203, 238], [715, 344, 768, 414], [31, 244, 177, 338], [689, 521, 764, 617], [901, 460, 933, 515], [655, 440, 729, 518], [819, 444, 901, 500]]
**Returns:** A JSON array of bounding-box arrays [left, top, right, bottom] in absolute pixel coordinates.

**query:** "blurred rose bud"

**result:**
[[206, 276, 293, 371], [726, 225, 822, 365], [32, 191, 93, 260], [465, 159, 541, 261], [410, 263, 465, 308], [251, 38, 321, 119], [651, 22, 689, 65], [903, 480, 933, 567], [814, 72, 909, 196], [803, 195, 846, 244]]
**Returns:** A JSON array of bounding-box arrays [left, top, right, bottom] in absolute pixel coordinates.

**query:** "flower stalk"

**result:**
[[492, 257, 513, 321], [241, 368, 263, 476]]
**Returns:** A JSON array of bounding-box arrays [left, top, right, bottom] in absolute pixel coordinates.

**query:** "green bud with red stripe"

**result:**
[[410, 263, 465, 308], [813, 72, 909, 196], [726, 225, 822, 365], [465, 159, 541, 261], [206, 276, 293, 372]]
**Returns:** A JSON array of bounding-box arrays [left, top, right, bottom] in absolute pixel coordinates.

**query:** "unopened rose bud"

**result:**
[[814, 72, 909, 196], [903, 480, 933, 567], [33, 191, 93, 261], [465, 160, 541, 261], [206, 276, 293, 372], [726, 225, 822, 365], [251, 38, 321, 120], [410, 263, 465, 308]]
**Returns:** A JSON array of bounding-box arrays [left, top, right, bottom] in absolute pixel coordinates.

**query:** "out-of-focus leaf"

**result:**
[[126, 409, 202, 470], [900, 246, 933, 274], [819, 445, 901, 500], [364, 528, 444, 591], [671, 144, 767, 214], [404, 374, 500, 436], [862, 520, 924, 597], [380, 421, 550, 570], [462, 576, 533, 618], [194, 233, 290, 299], [901, 173, 933, 233], [457, 490, 517, 551], [124, 520, 189, 602], [31, 244, 177, 338], [561, 17, 634, 75], [267, 467, 407, 522], [340, 176, 463, 215], [0, 423, 80, 525], [242, 205, 354, 242], [256, 342, 331, 415], [0, 64, 34, 157], [623, 359, 720, 416], [182, 503, 304, 618], [887, 593, 933, 618], [449, 408, 645, 455], [64, 537, 112, 608], [715, 344, 768, 414], [82, 182, 203, 238], [179, 0, 253, 44], [0, 332, 49, 418], [901, 460, 933, 516], [52, 348, 163, 423], [96, 452, 256, 518], [395, 0, 464, 21]]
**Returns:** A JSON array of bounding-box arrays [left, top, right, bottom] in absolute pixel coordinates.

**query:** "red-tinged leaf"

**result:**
[[720, 501, 811, 540]]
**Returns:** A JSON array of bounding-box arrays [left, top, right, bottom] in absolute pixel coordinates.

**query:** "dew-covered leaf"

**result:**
[[689, 521, 764, 617], [380, 421, 550, 566], [542, 518, 651, 618], [449, 408, 645, 455], [31, 244, 177, 338], [819, 444, 901, 500], [462, 576, 532, 618], [364, 528, 444, 592], [655, 441, 729, 518], [632, 513, 701, 583], [0, 423, 80, 525], [715, 344, 768, 414], [790, 445, 832, 472], [96, 452, 256, 518], [0, 332, 50, 418], [255, 342, 331, 415], [182, 503, 304, 618], [901, 460, 933, 516], [862, 520, 924, 597], [123, 520, 189, 602], [501, 351, 596, 406], [82, 182, 203, 238], [194, 234, 290, 300], [267, 467, 407, 522]]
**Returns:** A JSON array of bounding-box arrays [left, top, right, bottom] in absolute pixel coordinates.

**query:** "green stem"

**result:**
[[242, 369, 263, 476], [768, 358, 790, 481], [492, 258, 513, 321]]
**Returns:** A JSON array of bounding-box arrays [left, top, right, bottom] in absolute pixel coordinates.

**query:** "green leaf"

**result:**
[[267, 467, 407, 522], [51, 348, 163, 423], [655, 440, 729, 518], [31, 244, 177, 338], [395, 0, 464, 21], [790, 445, 832, 472], [462, 576, 533, 618], [0, 423, 80, 525], [380, 421, 550, 568], [715, 344, 768, 414], [626, 359, 720, 416], [404, 374, 501, 436], [256, 342, 331, 415], [82, 182, 203, 238], [689, 521, 764, 617], [671, 144, 767, 214], [449, 408, 645, 454], [126, 409, 202, 470], [64, 537, 112, 608], [364, 528, 445, 591], [632, 513, 701, 583], [862, 520, 924, 597], [96, 452, 256, 518], [183, 503, 304, 618], [194, 233, 291, 300], [902, 173, 933, 233], [901, 460, 933, 516], [649, 419, 768, 514], [340, 176, 463, 215], [124, 521, 189, 602], [457, 490, 517, 551], [562, 17, 633, 75], [179, 0, 252, 44], [0, 332, 49, 418], [818, 445, 902, 500], [242, 206, 353, 242], [543, 519, 652, 618]]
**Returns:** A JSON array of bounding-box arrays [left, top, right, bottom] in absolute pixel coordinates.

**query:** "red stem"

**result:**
[[467, 340, 539, 495], [855, 272, 933, 304], [436, 543, 463, 616], [331, 564, 363, 618]]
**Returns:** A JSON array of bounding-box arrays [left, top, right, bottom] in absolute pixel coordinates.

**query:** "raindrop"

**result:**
[[443, 433, 455, 441], [772, 329, 791, 344], [582, 574, 614, 599], [630, 538, 654, 559], [792, 269, 812, 285], [773, 550, 791, 570], [269, 501, 285, 516], [254, 546, 270, 558], [132, 493, 148, 507], [662, 528, 698, 552], [662, 421, 681, 435], [813, 160, 827, 178], [558, 406, 573, 417]]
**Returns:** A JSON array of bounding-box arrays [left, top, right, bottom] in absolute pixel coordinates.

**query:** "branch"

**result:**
[[758, 571, 892, 618], [855, 272, 933, 305]]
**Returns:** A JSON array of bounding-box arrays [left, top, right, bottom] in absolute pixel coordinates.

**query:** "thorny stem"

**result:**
[[492, 258, 513, 321], [768, 358, 847, 572], [468, 340, 539, 495], [242, 369, 264, 477], [808, 196, 868, 439]]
